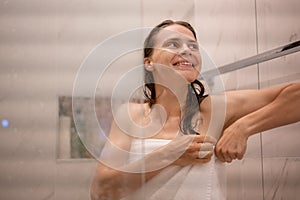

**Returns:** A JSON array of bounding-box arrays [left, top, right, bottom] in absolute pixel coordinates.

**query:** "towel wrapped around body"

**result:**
[[122, 139, 227, 200]]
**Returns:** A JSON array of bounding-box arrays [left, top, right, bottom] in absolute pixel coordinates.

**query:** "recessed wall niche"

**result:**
[[57, 96, 113, 159]]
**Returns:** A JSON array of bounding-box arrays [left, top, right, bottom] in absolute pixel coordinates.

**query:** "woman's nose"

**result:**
[[179, 44, 192, 56]]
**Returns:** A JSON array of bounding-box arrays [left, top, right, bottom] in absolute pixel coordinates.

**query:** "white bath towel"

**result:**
[[122, 139, 227, 200]]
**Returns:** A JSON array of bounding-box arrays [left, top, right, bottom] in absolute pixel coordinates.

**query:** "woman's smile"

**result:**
[[172, 57, 196, 70]]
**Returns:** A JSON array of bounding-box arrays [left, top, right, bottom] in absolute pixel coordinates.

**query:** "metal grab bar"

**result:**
[[200, 40, 300, 79]]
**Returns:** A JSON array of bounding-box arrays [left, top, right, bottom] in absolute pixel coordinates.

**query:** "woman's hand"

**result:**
[[215, 122, 249, 163], [162, 134, 217, 166]]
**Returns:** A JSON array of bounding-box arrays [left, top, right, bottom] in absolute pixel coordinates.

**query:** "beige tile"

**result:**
[[0, 160, 56, 200], [226, 158, 263, 200], [245, 133, 263, 158], [142, 0, 195, 27], [257, 0, 300, 86], [194, 1, 257, 66], [263, 158, 300, 200], [256, 0, 300, 52], [262, 122, 300, 158], [259, 52, 300, 88], [194, 1, 258, 90]]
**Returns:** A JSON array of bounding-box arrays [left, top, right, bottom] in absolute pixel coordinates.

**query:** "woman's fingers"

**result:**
[[192, 134, 217, 145], [170, 135, 218, 166], [198, 150, 213, 159], [189, 136, 216, 160], [215, 147, 244, 163], [199, 142, 214, 151]]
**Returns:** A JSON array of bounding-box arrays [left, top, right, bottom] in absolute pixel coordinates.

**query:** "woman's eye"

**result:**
[[189, 44, 199, 50], [166, 41, 179, 48]]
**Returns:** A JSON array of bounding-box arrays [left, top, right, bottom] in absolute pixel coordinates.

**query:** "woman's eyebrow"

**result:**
[[188, 39, 198, 43], [164, 37, 197, 43]]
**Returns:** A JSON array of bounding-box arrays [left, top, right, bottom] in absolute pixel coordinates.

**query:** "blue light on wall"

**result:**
[[2, 119, 9, 128]]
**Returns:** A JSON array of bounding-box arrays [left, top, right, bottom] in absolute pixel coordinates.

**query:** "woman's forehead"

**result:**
[[155, 24, 196, 44]]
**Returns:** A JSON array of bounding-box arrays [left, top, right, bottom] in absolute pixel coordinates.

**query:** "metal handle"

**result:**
[[200, 40, 300, 79]]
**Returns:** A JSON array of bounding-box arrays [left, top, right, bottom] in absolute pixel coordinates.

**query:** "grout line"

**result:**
[[254, 0, 265, 199]]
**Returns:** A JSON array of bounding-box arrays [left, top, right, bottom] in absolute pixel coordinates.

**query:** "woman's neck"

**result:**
[[154, 84, 188, 118]]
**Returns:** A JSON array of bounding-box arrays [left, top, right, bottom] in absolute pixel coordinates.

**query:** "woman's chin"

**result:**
[[178, 71, 199, 83]]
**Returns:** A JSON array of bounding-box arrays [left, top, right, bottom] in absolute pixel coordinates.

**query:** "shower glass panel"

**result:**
[[0, 0, 299, 199]]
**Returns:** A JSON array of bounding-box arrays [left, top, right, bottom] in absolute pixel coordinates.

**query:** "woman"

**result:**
[[90, 20, 300, 200]]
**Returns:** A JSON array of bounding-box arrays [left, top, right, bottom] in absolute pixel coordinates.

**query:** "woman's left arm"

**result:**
[[215, 82, 300, 163]]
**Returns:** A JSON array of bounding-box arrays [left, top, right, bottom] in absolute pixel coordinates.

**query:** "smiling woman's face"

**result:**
[[146, 24, 202, 83]]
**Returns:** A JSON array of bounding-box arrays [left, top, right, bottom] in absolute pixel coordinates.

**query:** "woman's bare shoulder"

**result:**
[[107, 102, 149, 146]]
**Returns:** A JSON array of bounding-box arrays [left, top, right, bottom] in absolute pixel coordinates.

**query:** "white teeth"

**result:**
[[176, 61, 193, 66]]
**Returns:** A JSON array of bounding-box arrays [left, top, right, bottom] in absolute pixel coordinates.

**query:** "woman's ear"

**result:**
[[144, 58, 154, 71]]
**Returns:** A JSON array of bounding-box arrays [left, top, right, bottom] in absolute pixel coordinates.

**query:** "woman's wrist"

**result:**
[[229, 117, 253, 139]]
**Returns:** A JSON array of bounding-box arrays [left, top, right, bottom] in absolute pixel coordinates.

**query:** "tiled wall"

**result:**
[[0, 0, 299, 199]]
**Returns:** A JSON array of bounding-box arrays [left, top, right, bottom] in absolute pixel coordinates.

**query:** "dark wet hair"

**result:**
[[143, 20, 207, 135]]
